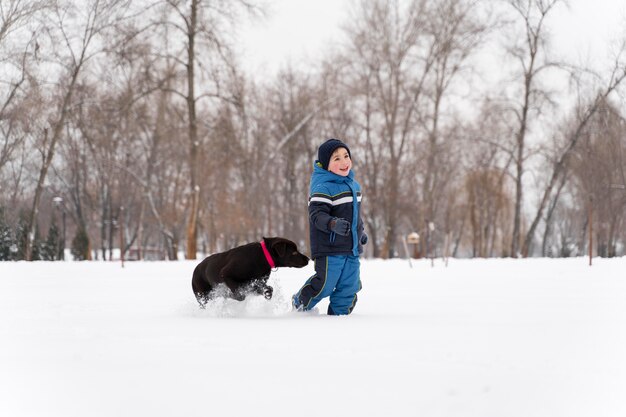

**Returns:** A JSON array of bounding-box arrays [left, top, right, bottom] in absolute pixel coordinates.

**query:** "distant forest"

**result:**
[[1, 0, 625, 261]]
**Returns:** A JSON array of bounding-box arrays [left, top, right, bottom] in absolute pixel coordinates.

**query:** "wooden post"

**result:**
[[425, 221, 430, 266], [402, 236, 413, 269], [589, 194, 593, 266], [444, 232, 450, 267], [120, 206, 125, 268], [428, 222, 435, 268]]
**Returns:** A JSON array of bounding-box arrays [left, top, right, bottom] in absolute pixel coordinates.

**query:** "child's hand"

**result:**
[[329, 218, 350, 236], [360, 233, 368, 245]]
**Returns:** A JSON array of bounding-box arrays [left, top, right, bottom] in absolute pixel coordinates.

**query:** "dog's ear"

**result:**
[[273, 240, 287, 257]]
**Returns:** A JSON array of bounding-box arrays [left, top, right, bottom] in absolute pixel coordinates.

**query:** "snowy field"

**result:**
[[1, 257, 625, 417]]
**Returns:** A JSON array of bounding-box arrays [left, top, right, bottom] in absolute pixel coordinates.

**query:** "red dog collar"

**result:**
[[260, 239, 276, 269]]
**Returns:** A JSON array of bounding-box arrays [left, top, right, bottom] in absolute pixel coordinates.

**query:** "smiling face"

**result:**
[[327, 147, 352, 176]]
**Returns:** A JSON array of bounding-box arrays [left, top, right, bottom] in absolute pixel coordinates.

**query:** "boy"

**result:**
[[292, 138, 367, 315]]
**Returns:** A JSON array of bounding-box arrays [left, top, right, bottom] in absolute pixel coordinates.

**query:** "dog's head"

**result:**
[[263, 237, 309, 268]]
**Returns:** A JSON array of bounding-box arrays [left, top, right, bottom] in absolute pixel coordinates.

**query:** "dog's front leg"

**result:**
[[251, 278, 273, 300], [219, 264, 246, 301], [223, 277, 246, 301]]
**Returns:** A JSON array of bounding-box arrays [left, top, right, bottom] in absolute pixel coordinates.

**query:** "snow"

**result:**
[[1, 257, 625, 417]]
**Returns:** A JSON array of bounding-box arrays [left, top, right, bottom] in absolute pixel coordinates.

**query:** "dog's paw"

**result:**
[[263, 286, 273, 300]]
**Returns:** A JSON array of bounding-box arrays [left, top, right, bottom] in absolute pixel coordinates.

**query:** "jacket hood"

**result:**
[[310, 161, 355, 193]]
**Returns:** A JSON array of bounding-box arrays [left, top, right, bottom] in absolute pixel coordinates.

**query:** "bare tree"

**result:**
[[461, 99, 515, 257], [344, 0, 435, 258], [154, 0, 261, 259], [3, 0, 626, 262], [343, 0, 486, 258], [0, 0, 46, 173], [539, 167, 568, 256], [521, 50, 626, 256], [420, 0, 488, 233], [25, 0, 132, 260], [503, 0, 563, 256], [542, 95, 626, 257]]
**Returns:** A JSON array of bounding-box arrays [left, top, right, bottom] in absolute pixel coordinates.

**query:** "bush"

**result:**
[[71, 227, 90, 261], [0, 207, 14, 261], [41, 222, 61, 261]]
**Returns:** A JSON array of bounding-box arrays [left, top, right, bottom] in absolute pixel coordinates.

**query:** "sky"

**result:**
[[240, 0, 626, 76], [239, 0, 350, 75]]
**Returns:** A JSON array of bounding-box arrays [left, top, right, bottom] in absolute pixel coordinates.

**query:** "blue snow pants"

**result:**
[[295, 255, 361, 315]]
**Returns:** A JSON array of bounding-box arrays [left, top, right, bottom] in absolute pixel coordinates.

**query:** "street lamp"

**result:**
[[52, 197, 66, 261]]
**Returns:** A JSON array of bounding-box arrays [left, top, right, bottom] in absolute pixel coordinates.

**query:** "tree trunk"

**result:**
[[510, 72, 532, 257], [541, 173, 567, 256], [185, 0, 199, 260], [25, 65, 81, 261], [384, 159, 400, 258]]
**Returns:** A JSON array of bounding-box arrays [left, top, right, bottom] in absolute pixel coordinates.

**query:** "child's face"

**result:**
[[328, 147, 352, 176]]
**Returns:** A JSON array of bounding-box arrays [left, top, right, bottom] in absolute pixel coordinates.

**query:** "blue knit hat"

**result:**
[[317, 138, 351, 170]]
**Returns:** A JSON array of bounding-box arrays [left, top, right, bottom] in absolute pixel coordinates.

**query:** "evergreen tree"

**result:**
[[31, 223, 42, 261], [71, 227, 90, 261], [41, 222, 61, 261], [14, 211, 44, 261], [14, 211, 29, 261], [0, 208, 14, 261]]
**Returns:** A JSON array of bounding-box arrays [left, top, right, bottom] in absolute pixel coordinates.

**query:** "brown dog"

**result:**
[[191, 237, 309, 307]]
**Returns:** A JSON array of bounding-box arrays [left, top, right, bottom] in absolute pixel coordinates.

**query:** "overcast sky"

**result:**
[[240, 0, 626, 76]]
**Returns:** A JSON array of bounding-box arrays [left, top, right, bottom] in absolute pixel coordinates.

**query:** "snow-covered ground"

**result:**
[[1, 257, 625, 417]]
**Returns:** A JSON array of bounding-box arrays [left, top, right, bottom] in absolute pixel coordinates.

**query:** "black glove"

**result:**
[[360, 233, 368, 245], [329, 218, 350, 236]]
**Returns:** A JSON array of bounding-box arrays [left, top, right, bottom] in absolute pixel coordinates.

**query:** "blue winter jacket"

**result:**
[[308, 162, 364, 259]]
